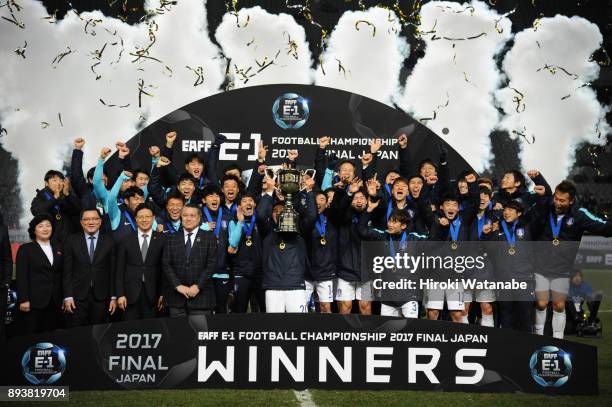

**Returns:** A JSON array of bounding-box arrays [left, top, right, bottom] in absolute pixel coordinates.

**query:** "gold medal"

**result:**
[[55, 213, 61, 221], [245, 237, 253, 247], [451, 241, 458, 250], [508, 246, 516, 256], [279, 241, 286, 250], [320, 236, 327, 246], [552, 238, 560, 246]]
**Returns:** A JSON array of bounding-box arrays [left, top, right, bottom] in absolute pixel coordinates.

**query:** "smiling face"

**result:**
[[338, 162, 355, 182], [420, 163, 436, 178], [166, 197, 184, 221], [135, 208, 154, 232], [35, 220, 53, 241], [181, 206, 201, 231], [441, 200, 459, 220], [222, 179, 239, 203], [501, 172, 520, 191], [392, 180, 409, 202], [387, 218, 406, 235], [178, 180, 195, 199], [315, 193, 327, 213], [479, 192, 491, 211], [351, 191, 367, 211], [408, 177, 423, 198], [185, 159, 204, 180], [80, 209, 101, 234], [125, 194, 144, 213], [503, 207, 520, 223], [203, 193, 221, 211], [135, 173, 149, 188], [553, 190, 573, 215], [240, 196, 255, 217], [45, 175, 63, 192]]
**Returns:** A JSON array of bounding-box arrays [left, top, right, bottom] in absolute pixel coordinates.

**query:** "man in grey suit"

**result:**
[[162, 203, 217, 317]]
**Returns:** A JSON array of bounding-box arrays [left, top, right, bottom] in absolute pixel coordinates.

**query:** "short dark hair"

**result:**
[[504, 200, 523, 213], [338, 160, 356, 170], [352, 187, 368, 198], [182, 203, 202, 214], [184, 153, 205, 165], [392, 177, 409, 188], [418, 159, 437, 173], [315, 190, 327, 201], [441, 193, 460, 205], [407, 174, 425, 184], [44, 170, 64, 182], [503, 169, 525, 188], [134, 202, 155, 217], [385, 169, 401, 178], [240, 192, 257, 202], [388, 209, 409, 225], [177, 173, 197, 186], [80, 207, 101, 220], [132, 168, 150, 180], [86, 166, 105, 182], [223, 164, 242, 174], [555, 180, 576, 200], [202, 184, 222, 198], [221, 174, 241, 188], [479, 186, 492, 198], [166, 190, 185, 204], [28, 214, 54, 240], [123, 186, 144, 200], [478, 177, 493, 190]]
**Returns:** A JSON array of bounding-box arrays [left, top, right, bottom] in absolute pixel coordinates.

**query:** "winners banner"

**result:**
[[0, 315, 598, 395]]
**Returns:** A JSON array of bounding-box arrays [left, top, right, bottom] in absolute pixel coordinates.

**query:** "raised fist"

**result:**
[[74, 137, 85, 150]]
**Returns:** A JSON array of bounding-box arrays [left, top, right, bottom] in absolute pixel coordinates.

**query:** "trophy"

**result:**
[[277, 168, 302, 233]]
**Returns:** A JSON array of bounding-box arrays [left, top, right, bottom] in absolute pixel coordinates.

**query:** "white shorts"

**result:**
[[426, 287, 464, 311], [463, 288, 496, 303], [381, 302, 419, 318], [534, 273, 570, 295], [305, 280, 334, 303], [266, 290, 307, 313], [335, 279, 373, 301]]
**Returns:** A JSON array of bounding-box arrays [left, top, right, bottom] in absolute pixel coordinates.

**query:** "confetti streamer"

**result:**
[[13, 40, 26, 58], [99, 98, 130, 108], [40, 121, 50, 129], [84, 18, 103, 36], [536, 64, 580, 79], [335, 58, 347, 77], [185, 65, 205, 86], [284, 31, 299, 59], [51, 46, 74, 66], [137, 78, 154, 108], [511, 127, 535, 144], [355, 20, 376, 37], [58, 113, 63, 127], [510, 87, 526, 113]]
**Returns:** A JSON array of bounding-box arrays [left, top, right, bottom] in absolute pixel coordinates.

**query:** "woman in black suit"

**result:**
[[16, 214, 63, 334]]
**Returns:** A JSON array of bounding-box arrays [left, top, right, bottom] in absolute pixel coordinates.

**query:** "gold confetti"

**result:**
[[90, 61, 101, 80], [51, 46, 74, 66], [494, 7, 516, 34], [41, 9, 58, 23], [84, 18, 103, 36], [58, 113, 63, 127], [186, 65, 205, 86], [355, 20, 376, 37], [137, 78, 154, 108], [13, 40, 26, 58], [536, 64, 579, 80], [99, 98, 130, 108], [284, 31, 299, 59], [246, 37, 256, 47], [336, 58, 347, 77], [285, 1, 328, 74], [442, 32, 487, 41], [561, 94, 571, 100], [40, 122, 50, 129], [91, 42, 107, 60], [226, 0, 249, 27], [532, 17, 541, 31], [511, 127, 535, 144], [510, 87, 526, 113]]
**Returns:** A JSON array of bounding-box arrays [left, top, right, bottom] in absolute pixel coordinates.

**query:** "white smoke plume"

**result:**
[[314, 7, 409, 106], [215, 6, 313, 88], [496, 15, 610, 187], [0, 0, 225, 224], [398, 0, 512, 173]]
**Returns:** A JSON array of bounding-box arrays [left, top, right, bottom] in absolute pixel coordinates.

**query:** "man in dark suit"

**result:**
[[116, 203, 166, 320], [162, 203, 217, 317], [63, 208, 117, 328], [0, 213, 12, 339]]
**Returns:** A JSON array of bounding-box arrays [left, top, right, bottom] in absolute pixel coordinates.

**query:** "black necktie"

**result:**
[[88, 235, 95, 263], [185, 232, 193, 258]]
